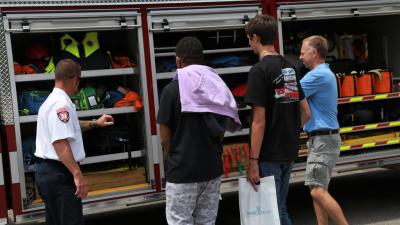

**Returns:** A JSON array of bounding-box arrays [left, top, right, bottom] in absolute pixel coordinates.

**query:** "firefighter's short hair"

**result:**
[[175, 36, 204, 65], [245, 14, 277, 45], [304, 35, 329, 59], [55, 59, 81, 82]]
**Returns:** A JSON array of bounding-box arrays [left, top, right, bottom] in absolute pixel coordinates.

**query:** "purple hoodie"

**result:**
[[175, 64, 241, 132]]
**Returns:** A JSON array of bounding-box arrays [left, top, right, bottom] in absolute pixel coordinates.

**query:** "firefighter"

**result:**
[[34, 59, 114, 225]]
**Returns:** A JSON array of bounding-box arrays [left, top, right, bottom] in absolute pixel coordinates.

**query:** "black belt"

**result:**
[[36, 157, 80, 166], [307, 129, 339, 137], [36, 157, 55, 163]]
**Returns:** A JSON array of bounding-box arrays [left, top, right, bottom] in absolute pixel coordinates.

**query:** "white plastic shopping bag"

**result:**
[[239, 176, 281, 225]]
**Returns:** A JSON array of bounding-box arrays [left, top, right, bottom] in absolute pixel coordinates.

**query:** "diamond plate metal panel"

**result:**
[[0, 16, 14, 125], [0, 0, 249, 7]]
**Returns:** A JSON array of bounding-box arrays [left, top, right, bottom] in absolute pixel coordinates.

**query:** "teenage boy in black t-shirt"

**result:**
[[244, 15, 311, 225], [157, 37, 240, 225]]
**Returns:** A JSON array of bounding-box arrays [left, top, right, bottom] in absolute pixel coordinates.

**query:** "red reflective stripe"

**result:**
[[351, 144, 363, 149], [377, 122, 390, 128], [5, 125, 16, 152], [0, 185, 7, 219], [375, 140, 389, 145], [352, 126, 366, 131], [362, 96, 375, 101], [387, 93, 400, 98], [11, 183, 22, 219], [153, 164, 161, 192]]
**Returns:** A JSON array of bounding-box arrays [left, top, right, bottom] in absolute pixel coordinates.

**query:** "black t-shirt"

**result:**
[[157, 80, 223, 183], [245, 55, 305, 162]]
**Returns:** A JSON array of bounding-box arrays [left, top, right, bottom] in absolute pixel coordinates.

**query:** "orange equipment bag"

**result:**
[[356, 71, 373, 96], [111, 55, 136, 68], [14, 63, 37, 75], [339, 72, 357, 97], [114, 90, 144, 110], [14, 63, 22, 75], [372, 69, 392, 94]]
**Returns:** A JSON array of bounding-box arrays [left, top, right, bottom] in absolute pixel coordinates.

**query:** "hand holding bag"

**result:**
[[239, 176, 281, 225]]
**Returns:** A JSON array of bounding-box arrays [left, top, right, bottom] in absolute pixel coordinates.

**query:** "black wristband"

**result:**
[[249, 157, 259, 161], [91, 120, 99, 129]]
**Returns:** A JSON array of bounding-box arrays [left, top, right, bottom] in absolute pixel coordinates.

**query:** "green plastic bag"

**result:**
[[71, 86, 100, 110]]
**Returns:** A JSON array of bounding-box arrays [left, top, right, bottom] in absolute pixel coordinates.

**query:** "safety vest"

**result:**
[[44, 33, 81, 73], [46, 32, 109, 72], [82, 32, 100, 58], [61, 33, 80, 59], [44, 57, 55, 73]]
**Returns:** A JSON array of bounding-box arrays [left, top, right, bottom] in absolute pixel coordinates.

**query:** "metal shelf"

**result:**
[[19, 106, 137, 123], [80, 150, 144, 165], [77, 106, 137, 118], [155, 47, 251, 57], [15, 68, 137, 82], [156, 66, 251, 80], [225, 128, 249, 137], [338, 92, 400, 104], [238, 106, 251, 111]]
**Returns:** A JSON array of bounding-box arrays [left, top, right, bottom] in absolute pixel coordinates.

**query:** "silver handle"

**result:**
[[6, 24, 140, 32], [280, 10, 400, 21], [150, 23, 245, 32], [155, 47, 251, 57], [280, 13, 352, 21]]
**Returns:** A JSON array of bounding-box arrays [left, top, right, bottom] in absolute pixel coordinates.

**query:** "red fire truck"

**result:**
[[0, 0, 399, 224]]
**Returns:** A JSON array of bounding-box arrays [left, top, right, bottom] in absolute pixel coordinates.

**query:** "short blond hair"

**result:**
[[303, 35, 328, 59]]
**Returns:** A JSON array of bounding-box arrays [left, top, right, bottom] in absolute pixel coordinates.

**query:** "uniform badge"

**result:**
[[56, 107, 70, 123]]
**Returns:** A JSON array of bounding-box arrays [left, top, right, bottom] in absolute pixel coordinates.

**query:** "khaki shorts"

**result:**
[[305, 134, 341, 189]]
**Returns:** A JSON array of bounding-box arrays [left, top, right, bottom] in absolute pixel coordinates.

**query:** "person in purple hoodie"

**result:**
[[157, 36, 241, 225]]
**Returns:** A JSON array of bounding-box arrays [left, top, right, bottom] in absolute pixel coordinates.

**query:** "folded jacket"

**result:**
[[176, 64, 241, 132]]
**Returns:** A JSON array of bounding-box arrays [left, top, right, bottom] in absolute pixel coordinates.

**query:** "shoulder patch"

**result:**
[[56, 107, 70, 123]]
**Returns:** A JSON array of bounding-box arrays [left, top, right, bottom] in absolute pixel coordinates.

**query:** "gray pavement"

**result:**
[[81, 167, 400, 225], [288, 168, 400, 225]]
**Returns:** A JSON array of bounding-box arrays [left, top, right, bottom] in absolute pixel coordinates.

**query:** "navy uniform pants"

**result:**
[[35, 158, 83, 225]]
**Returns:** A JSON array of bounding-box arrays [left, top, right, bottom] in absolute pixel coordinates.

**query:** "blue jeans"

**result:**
[[259, 161, 294, 225]]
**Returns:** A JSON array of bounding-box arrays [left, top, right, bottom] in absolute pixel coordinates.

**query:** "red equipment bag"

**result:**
[[372, 69, 392, 94], [356, 71, 373, 96], [339, 72, 357, 97]]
